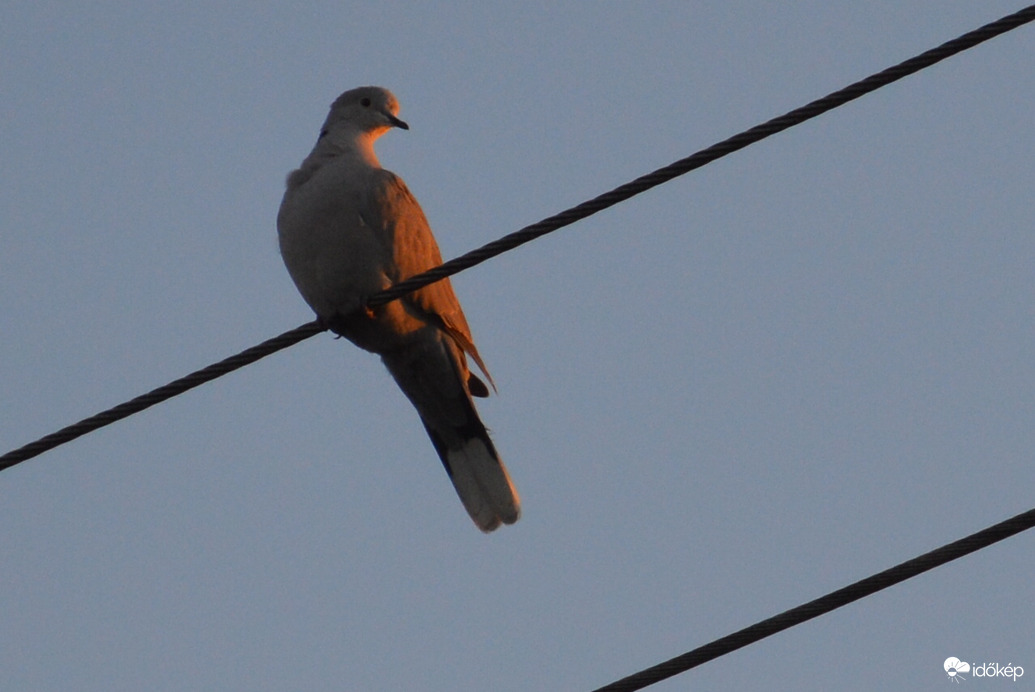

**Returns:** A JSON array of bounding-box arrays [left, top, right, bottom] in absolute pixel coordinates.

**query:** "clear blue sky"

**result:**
[[2, 3, 1033, 690]]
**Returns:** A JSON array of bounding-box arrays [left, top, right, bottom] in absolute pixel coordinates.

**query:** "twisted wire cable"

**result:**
[[3, 5, 1032, 475]]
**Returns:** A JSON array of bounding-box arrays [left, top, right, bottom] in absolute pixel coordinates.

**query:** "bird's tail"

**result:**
[[381, 337, 520, 532], [421, 418, 521, 532]]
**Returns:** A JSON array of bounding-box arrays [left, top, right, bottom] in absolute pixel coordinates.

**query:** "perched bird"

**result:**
[[277, 86, 520, 532]]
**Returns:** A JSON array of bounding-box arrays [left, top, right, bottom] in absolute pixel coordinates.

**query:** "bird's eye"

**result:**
[[360, 97, 371, 107]]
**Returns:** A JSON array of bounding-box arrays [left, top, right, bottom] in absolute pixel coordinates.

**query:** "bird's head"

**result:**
[[319, 86, 409, 142]]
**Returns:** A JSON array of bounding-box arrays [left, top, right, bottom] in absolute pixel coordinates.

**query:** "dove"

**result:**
[[277, 87, 520, 532]]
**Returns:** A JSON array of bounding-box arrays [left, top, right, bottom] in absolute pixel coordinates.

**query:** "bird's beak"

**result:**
[[388, 113, 409, 130]]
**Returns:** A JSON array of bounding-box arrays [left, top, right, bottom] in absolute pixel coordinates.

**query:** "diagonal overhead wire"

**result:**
[[591, 507, 1035, 691], [368, 4, 1035, 308], [0, 321, 325, 472], [2, 4, 1034, 473]]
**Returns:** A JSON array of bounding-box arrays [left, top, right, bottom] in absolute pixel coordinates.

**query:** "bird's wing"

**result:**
[[362, 171, 495, 392]]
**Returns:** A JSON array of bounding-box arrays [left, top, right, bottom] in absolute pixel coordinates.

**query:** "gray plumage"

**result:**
[[277, 86, 520, 532]]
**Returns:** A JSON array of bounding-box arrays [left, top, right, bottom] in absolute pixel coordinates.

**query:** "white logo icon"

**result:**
[[945, 657, 971, 682]]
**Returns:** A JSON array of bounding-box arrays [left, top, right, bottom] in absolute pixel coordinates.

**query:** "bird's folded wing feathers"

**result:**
[[364, 172, 496, 391]]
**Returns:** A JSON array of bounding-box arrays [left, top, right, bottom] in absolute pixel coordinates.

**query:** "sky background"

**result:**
[[2, 2, 1033, 690]]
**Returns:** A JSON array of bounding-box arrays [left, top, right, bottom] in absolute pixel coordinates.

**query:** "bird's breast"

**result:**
[[278, 174, 388, 319]]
